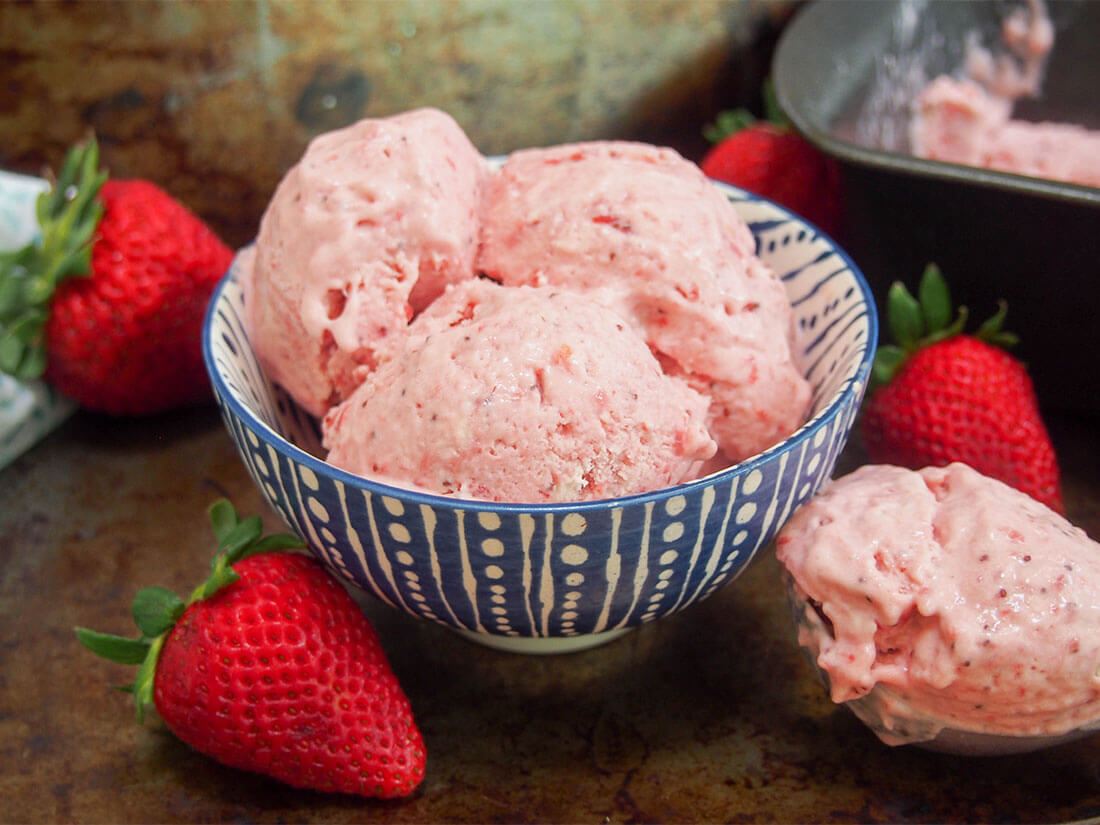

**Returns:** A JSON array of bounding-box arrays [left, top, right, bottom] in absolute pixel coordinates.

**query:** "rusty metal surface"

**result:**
[[2, 405, 1099, 823], [0, 0, 791, 251]]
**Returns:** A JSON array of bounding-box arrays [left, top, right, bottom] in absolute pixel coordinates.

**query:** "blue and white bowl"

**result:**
[[202, 182, 877, 653]]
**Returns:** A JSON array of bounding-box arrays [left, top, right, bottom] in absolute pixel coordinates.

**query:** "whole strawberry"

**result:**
[[0, 136, 233, 415], [700, 85, 842, 238], [76, 500, 426, 798], [860, 264, 1063, 512]]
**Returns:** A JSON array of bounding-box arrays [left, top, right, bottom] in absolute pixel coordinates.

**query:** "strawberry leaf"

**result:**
[[219, 515, 264, 563], [131, 586, 185, 638], [132, 635, 166, 723], [886, 281, 924, 350], [917, 264, 951, 334], [982, 301, 1006, 334], [0, 134, 106, 381], [0, 326, 29, 376], [761, 79, 787, 127], [703, 80, 790, 144], [868, 263, 1023, 399], [871, 344, 907, 389], [925, 305, 969, 345], [703, 109, 757, 144], [192, 499, 302, 601], [242, 532, 307, 559], [0, 253, 28, 314], [190, 559, 241, 604], [208, 498, 241, 546], [986, 329, 1020, 349], [75, 628, 151, 665], [207, 498, 303, 565]]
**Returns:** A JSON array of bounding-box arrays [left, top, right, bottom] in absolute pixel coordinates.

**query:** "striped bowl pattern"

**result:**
[[202, 182, 877, 651]]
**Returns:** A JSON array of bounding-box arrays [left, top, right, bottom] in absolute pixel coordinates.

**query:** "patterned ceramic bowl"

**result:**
[[202, 182, 877, 653]]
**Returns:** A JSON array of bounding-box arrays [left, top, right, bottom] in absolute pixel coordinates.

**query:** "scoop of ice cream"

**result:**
[[776, 462, 1100, 744], [242, 107, 488, 416], [321, 279, 717, 502], [476, 140, 810, 463]]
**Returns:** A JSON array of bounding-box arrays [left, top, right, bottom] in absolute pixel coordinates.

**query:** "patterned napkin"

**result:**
[[0, 170, 77, 470]]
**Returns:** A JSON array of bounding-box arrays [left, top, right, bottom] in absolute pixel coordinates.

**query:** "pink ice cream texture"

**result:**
[[242, 108, 488, 416], [242, 117, 813, 502], [911, 77, 1100, 189], [322, 279, 717, 503], [477, 140, 810, 464], [776, 462, 1100, 745]]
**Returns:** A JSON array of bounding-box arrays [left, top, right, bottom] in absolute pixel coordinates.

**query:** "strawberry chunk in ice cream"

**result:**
[[242, 108, 488, 416], [776, 462, 1100, 745], [322, 279, 717, 503]]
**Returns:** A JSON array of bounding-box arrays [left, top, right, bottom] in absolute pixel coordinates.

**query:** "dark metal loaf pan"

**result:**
[[773, 0, 1099, 417]]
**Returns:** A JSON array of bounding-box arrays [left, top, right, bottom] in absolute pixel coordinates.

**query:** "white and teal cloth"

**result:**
[[0, 170, 77, 470]]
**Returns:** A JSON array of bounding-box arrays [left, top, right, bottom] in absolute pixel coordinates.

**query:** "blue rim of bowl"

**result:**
[[202, 182, 878, 516]]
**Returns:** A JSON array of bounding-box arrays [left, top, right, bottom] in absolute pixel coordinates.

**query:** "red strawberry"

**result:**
[[860, 264, 1063, 512], [76, 500, 426, 798], [700, 88, 842, 238], [0, 136, 233, 415]]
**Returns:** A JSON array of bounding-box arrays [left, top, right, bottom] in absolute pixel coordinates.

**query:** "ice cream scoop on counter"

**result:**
[[776, 462, 1100, 748], [242, 108, 488, 416], [477, 140, 810, 463], [322, 279, 717, 503]]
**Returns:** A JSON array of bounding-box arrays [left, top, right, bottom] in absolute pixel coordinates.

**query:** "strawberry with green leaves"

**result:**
[[0, 136, 233, 415], [701, 84, 842, 238], [77, 500, 427, 798], [860, 264, 1063, 512]]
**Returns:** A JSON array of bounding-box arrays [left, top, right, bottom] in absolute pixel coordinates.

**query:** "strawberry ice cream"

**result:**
[[242, 108, 488, 416], [240, 113, 813, 503], [477, 141, 810, 463], [911, 76, 1100, 189], [776, 462, 1100, 746], [322, 279, 717, 503], [910, 0, 1100, 189]]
